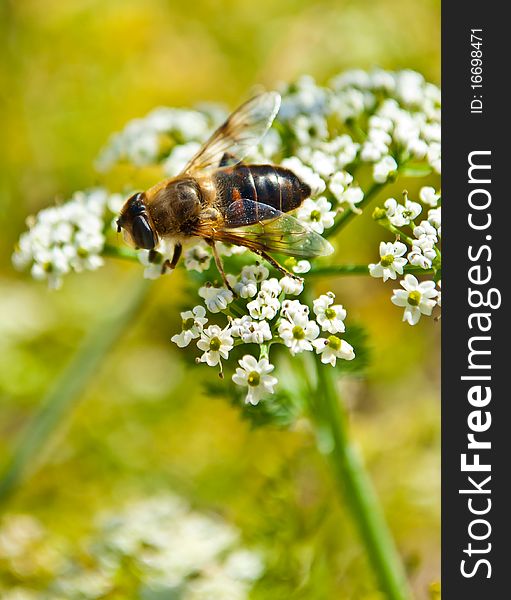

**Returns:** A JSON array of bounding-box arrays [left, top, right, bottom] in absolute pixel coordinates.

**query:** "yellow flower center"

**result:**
[[310, 210, 322, 222], [324, 307, 337, 320], [372, 207, 387, 220], [408, 290, 422, 306], [247, 371, 261, 387], [209, 336, 221, 351], [380, 254, 394, 267], [327, 335, 341, 351], [292, 326, 305, 340], [182, 317, 195, 331]]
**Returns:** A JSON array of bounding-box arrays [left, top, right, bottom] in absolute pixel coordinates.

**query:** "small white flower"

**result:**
[[368, 128, 393, 147], [230, 316, 272, 344], [312, 292, 347, 333], [171, 306, 208, 348], [291, 114, 328, 145], [373, 156, 398, 183], [323, 135, 359, 168], [384, 197, 422, 227], [395, 70, 425, 105], [436, 280, 442, 307], [278, 311, 319, 355], [408, 239, 436, 269], [247, 291, 280, 320], [413, 220, 438, 244], [234, 278, 258, 299], [297, 197, 335, 234], [428, 207, 441, 236], [298, 148, 337, 178], [329, 171, 353, 202], [361, 141, 387, 162], [312, 336, 355, 366], [281, 157, 326, 195], [197, 325, 234, 366], [232, 355, 278, 405], [419, 186, 440, 207], [280, 299, 310, 321], [125, 129, 159, 167], [217, 242, 247, 257], [184, 244, 211, 272], [422, 122, 441, 143], [368, 114, 394, 132], [427, 142, 441, 174], [331, 87, 372, 120], [292, 260, 311, 274], [279, 275, 304, 296], [369, 241, 408, 282], [163, 141, 201, 177], [341, 186, 364, 212], [138, 240, 173, 279], [393, 114, 421, 147], [234, 264, 270, 298], [199, 284, 233, 313], [406, 137, 429, 159], [224, 549, 265, 582], [391, 274, 438, 325], [260, 278, 282, 297]]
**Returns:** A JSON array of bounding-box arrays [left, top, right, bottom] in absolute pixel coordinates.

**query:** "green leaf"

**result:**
[[336, 323, 371, 375], [204, 373, 304, 429]]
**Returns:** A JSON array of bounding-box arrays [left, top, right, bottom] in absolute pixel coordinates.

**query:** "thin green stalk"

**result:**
[[311, 359, 412, 600], [308, 264, 370, 277], [0, 278, 152, 505], [307, 264, 435, 278], [326, 182, 386, 238], [103, 244, 139, 261]]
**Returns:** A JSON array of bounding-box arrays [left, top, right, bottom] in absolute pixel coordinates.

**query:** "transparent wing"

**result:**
[[182, 92, 281, 174], [200, 199, 334, 258]]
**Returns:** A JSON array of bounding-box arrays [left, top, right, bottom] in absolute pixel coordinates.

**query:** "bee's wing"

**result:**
[[182, 92, 281, 174], [199, 199, 334, 258]]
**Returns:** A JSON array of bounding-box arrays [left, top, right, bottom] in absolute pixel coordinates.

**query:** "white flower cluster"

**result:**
[[331, 69, 441, 177], [369, 187, 441, 325], [271, 69, 441, 230], [0, 495, 264, 599], [95, 106, 221, 172], [171, 265, 355, 405], [12, 189, 119, 289]]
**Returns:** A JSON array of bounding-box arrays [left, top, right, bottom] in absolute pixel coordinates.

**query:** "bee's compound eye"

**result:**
[[131, 215, 156, 249]]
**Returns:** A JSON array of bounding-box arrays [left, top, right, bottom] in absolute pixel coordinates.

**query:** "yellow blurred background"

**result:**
[[0, 0, 440, 598]]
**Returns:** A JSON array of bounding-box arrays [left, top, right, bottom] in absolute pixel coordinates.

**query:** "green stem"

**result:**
[[0, 278, 152, 505], [326, 182, 386, 238], [102, 244, 139, 261], [308, 264, 370, 276], [307, 264, 434, 278], [311, 359, 412, 600]]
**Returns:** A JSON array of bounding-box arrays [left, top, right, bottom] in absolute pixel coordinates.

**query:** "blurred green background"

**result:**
[[0, 0, 440, 598]]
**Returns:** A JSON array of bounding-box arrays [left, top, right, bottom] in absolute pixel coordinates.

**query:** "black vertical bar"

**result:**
[[443, 3, 507, 597]]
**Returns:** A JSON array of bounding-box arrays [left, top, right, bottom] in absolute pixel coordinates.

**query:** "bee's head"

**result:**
[[117, 192, 158, 250]]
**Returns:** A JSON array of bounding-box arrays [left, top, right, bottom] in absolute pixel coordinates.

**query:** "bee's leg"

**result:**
[[161, 243, 182, 274], [254, 249, 302, 281], [206, 239, 236, 295]]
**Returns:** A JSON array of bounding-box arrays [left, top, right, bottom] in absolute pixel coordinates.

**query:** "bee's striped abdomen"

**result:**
[[214, 164, 311, 224]]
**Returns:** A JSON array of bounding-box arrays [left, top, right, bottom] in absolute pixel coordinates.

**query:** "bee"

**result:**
[[117, 92, 333, 291]]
